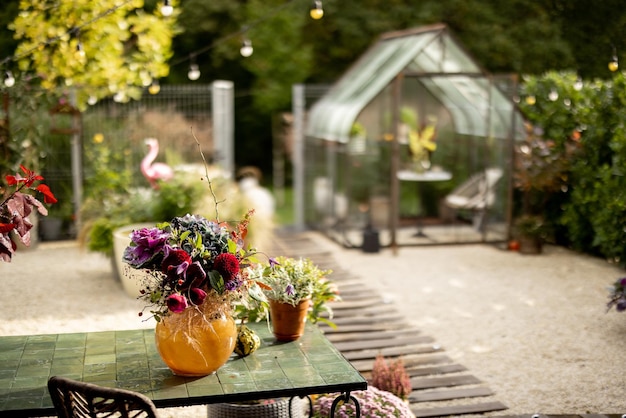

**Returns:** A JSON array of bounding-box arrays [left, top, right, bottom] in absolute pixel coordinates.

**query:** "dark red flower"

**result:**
[[213, 253, 240, 282], [166, 294, 188, 313], [161, 248, 192, 280], [189, 288, 207, 306]]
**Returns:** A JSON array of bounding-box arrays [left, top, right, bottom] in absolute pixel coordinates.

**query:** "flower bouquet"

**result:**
[[122, 210, 265, 376], [0, 165, 57, 262]]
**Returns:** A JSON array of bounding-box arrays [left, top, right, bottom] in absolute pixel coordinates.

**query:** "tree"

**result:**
[[8, 0, 179, 109]]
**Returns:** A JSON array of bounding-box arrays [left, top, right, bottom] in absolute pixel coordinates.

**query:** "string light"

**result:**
[[188, 63, 200, 80], [148, 80, 160, 95], [75, 42, 86, 59], [4, 71, 15, 87], [240, 39, 253, 57], [574, 77, 583, 91], [87, 95, 98, 105], [160, 0, 173, 17], [548, 89, 558, 101], [188, 55, 200, 80], [310, 0, 324, 19], [525, 95, 536, 105], [609, 45, 619, 72]]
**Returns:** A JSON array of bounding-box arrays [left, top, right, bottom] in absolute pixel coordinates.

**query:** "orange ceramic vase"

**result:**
[[154, 301, 236, 376], [269, 299, 310, 342]]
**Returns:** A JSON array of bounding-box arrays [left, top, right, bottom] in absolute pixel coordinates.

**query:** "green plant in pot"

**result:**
[[246, 256, 340, 341], [514, 214, 548, 254]]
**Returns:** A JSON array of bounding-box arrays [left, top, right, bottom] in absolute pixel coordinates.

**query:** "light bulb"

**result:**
[[310, 0, 324, 19], [240, 39, 253, 57], [525, 95, 536, 105], [161, 0, 173, 17], [87, 96, 98, 106], [4, 71, 15, 87], [188, 64, 201, 81], [574, 77, 583, 91], [548, 89, 558, 101], [149, 80, 160, 95], [609, 57, 619, 72], [113, 91, 125, 102], [75, 42, 86, 59]]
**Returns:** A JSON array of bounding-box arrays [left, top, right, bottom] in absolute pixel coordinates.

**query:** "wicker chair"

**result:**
[[48, 376, 159, 418], [443, 167, 503, 236]]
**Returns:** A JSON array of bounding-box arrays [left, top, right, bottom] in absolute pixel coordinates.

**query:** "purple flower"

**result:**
[[123, 227, 170, 268], [285, 284, 295, 296], [269, 257, 279, 268]]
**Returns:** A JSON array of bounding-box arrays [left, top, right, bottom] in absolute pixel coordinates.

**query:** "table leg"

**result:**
[[330, 391, 361, 418], [413, 182, 428, 237]]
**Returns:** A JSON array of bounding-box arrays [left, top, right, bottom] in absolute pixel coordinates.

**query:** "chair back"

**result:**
[[48, 376, 159, 418], [445, 167, 503, 210]]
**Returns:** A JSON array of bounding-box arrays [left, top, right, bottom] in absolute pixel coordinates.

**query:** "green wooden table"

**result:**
[[0, 322, 367, 417]]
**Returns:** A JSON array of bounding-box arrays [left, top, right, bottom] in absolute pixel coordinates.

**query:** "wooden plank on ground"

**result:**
[[328, 298, 388, 309], [411, 374, 482, 390], [410, 386, 494, 402], [319, 323, 408, 334], [343, 344, 441, 361], [333, 335, 434, 352], [329, 314, 405, 325], [407, 364, 467, 377], [325, 329, 424, 342], [349, 354, 452, 373], [412, 401, 508, 417]]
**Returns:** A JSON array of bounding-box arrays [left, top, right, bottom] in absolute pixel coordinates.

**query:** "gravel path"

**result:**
[[1, 234, 625, 416]]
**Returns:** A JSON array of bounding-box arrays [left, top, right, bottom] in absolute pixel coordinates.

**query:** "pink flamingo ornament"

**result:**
[[140, 138, 174, 188]]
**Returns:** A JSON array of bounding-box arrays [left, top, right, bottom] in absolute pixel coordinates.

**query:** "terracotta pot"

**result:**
[[154, 301, 236, 376], [269, 299, 310, 342], [518, 235, 543, 254]]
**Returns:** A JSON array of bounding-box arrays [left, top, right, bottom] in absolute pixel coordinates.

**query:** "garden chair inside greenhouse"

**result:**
[[443, 167, 503, 236]]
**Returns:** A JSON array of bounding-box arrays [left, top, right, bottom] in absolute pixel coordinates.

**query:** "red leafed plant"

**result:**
[[370, 354, 412, 401], [0, 165, 57, 262]]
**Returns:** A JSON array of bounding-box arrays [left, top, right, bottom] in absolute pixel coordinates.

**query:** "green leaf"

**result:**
[[208, 270, 224, 294]]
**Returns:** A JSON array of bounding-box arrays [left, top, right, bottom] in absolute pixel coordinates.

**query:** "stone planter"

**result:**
[[112, 223, 155, 298]]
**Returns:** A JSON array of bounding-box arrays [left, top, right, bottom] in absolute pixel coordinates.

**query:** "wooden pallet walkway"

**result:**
[[268, 230, 509, 417]]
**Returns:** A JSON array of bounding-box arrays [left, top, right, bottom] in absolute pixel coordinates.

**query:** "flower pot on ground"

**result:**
[[246, 256, 340, 341], [112, 222, 156, 297], [38, 217, 63, 241], [514, 215, 547, 255], [1, 165, 57, 262]]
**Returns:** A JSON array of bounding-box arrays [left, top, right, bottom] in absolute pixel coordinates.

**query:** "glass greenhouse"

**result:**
[[303, 24, 524, 249]]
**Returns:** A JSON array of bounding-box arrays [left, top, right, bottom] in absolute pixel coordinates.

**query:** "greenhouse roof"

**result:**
[[306, 24, 522, 143]]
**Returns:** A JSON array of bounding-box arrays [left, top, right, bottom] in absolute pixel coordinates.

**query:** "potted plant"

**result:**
[[246, 256, 340, 341], [370, 355, 412, 401], [0, 165, 57, 262], [513, 214, 548, 254]]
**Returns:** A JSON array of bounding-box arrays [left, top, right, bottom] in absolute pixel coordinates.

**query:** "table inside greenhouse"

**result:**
[[397, 168, 453, 237], [0, 322, 367, 417]]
